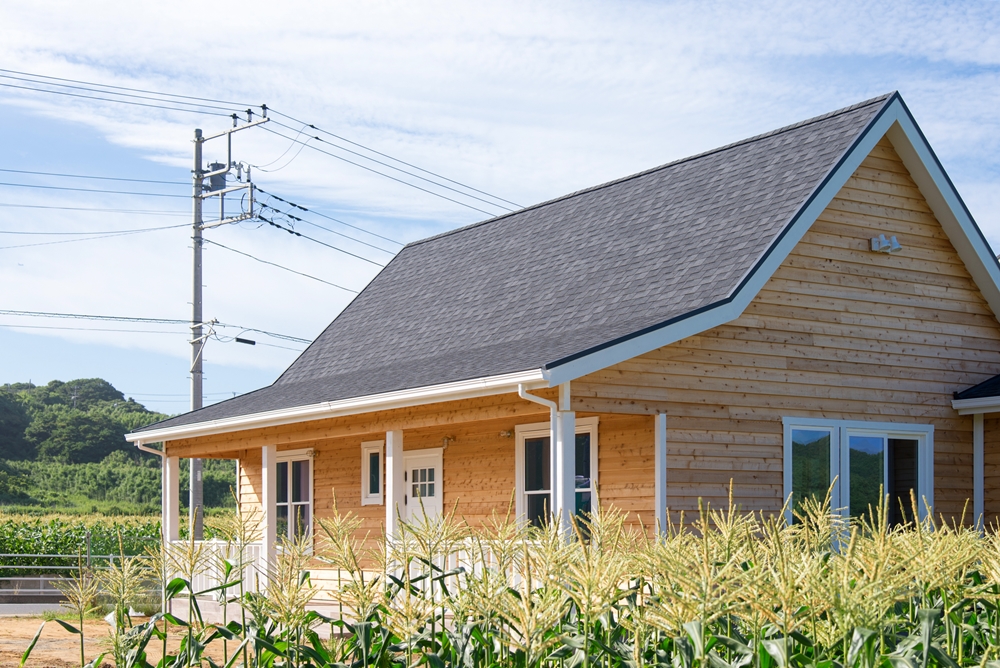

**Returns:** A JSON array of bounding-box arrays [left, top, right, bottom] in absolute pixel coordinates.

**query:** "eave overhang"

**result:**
[[128, 368, 546, 445]]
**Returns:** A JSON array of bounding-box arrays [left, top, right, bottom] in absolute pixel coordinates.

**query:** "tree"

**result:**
[[24, 405, 127, 463], [0, 391, 31, 459]]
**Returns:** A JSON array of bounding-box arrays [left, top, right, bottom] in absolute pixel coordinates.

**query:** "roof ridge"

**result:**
[[407, 92, 896, 248]]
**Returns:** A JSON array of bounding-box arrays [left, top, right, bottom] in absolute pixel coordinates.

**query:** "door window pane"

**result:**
[[276, 504, 289, 539], [292, 504, 310, 539], [276, 461, 289, 504], [888, 438, 918, 526], [526, 493, 549, 529], [292, 460, 309, 503], [524, 437, 550, 492], [791, 429, 830, 513], [849, 435, 885, 518]]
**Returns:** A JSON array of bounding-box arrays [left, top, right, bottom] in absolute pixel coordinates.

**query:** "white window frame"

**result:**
[[361, 440, 384, 506], [514, 416, 599, 523], [275, 447, 315, 541], [782, 418, 934, 525]]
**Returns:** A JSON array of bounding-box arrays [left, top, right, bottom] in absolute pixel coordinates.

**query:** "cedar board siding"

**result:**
[[986, 417, 1000, 528], [573, 137, 1000, 525], [235, 412, 655, 539]]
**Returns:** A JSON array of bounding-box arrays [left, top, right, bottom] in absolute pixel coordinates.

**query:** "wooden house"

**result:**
[[128, 92, 1000, 579]]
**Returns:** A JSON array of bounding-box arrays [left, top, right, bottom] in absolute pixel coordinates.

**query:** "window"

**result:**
[[361, 440, 384, 506], [276, 449, 314, 541], [783, 418, 933, 525], [515, 417, 598, 528]]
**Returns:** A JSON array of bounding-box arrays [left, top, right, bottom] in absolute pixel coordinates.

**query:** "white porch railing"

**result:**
[[167, 540, 263, 595]]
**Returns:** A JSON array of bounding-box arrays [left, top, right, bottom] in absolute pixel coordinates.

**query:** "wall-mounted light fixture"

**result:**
[[499, 430, 513, 439], [871, 234, 902, 254]]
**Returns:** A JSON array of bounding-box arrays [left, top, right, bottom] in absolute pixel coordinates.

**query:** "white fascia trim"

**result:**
[[128, 368, 547, 444], [952, 397, 1000, 415], [544, 99, 902, 386]]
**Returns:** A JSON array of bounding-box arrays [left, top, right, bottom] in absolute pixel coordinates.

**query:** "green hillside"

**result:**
[[0, 378, 235, 515]]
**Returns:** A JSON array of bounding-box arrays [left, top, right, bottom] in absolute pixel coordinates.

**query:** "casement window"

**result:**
[[515, 417, 599, 528], [361, 440, 384, 506], [276, 449, 314, 541], [782, 418, 933, 525]]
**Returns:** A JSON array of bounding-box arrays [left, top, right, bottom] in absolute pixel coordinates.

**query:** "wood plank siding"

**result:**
[[573, 137, 1000, 524], [986, 417, 1000, 528]]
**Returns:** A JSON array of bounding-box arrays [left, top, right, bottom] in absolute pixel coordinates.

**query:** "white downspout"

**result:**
[[133, 441, 179, 543], [518, 384, 575, 534], [518, 384, 559, 527]]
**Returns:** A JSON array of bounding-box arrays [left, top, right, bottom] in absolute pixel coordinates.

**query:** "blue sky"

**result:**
[[0, 1, 998, 415]]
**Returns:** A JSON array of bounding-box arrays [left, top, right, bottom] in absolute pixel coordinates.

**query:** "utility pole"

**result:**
[[188, 111, 269, 539], [190, 128, 205, 539]]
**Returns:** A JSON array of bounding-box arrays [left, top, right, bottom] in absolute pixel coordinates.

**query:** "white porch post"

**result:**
[[974, 413, 984, 532], [260, 445, 278, 586], [555, 383, 576, 534], [163, 456, 180, 542], [655, 413, 667, 536], [385, 429, 405, 542]]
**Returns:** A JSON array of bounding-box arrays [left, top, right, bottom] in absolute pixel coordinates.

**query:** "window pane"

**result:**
[[575, 490, 591, 517], [427, 468, 434, 483], [889, 438, 919, 526], [277, 462, 289, 504], [792, 429, 830, 513], [850, 435, 885, 518], [526, 493, 549, 528], [292, 504, 310, 539], [368, 452, 380, 496], [276, 504, 289, 539], [525, 437, 550, 492], [428, 482, 435, 497], [292, 460, 309, 503], [575, 433, 591, 490]]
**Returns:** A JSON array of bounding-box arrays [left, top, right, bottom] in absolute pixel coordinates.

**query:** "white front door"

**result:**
[[403, 448, 443, 523]]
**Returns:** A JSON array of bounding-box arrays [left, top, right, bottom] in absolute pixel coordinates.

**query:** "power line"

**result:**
[[0, 81, 235, 117], [259, 125, 499, 217], [0, 224, 187, 250], [0, 309, 312, 343], [0, 224, 190, 236], [257, 213, 385, 267], [201, 238, 360, 293], [257, 202, 395, 255], [0, 323, 185, 334], [254, 186, 403, 246], [0, 323, 305, 352], [269, 109, 522, 209], [268, 118, 515, 212], [0, 72, 243, 113], [0, 180, 189, 198], [0, 167, 187, 186], [0, 68, 252, 108], [0, 202, 186, 216]]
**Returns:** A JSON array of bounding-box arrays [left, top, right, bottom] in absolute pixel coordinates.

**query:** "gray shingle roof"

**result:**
[[955, 374, 1000, 401], [137, 93, 893, 433]]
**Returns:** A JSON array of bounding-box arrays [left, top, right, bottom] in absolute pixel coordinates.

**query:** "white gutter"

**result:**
[[952, 396, 1000, 415], [134, 442, 165, 457], [127, 368, 547, 444]]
